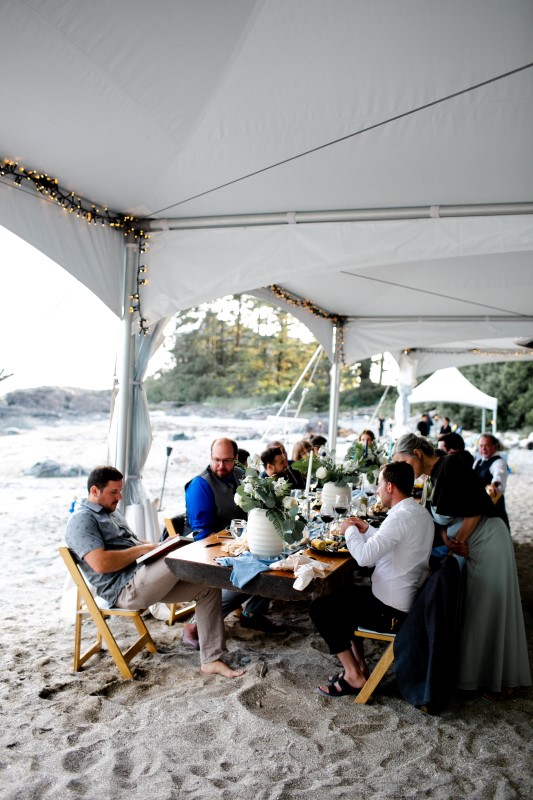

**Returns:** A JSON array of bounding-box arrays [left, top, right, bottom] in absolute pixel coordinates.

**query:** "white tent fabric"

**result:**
[[407, 367, 498, 433], [409, 367, 497, 412], [1, 0, 533, 465], [1, 0, 531, 370]]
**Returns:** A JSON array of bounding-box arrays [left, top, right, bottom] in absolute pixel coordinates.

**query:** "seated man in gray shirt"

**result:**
[[65, 465, 245, 680]]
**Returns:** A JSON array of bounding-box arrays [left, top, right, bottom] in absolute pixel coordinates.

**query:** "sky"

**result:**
[[1, 226, 150, 396]]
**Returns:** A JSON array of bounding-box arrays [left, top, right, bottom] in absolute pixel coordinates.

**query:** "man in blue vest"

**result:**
[[185, 437, 287, 642]]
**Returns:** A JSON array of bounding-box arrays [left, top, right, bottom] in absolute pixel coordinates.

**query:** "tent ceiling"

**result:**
[[1, 0, 533, 374]]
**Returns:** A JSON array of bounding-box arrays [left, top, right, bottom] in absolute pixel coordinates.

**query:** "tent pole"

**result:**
[[116, 239, 137, 487], [481, 408, 486, 433], [147, 202, 533, 231], [328, 323, 342, 455]]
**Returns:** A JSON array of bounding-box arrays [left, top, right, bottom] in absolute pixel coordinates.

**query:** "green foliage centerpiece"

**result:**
[[292, 449, 361, 488], [344, 440, 388, 485], [234, 467, 306, 546]]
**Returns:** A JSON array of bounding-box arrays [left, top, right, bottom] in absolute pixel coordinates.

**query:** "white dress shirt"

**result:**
[[345, 497, 434, 613]]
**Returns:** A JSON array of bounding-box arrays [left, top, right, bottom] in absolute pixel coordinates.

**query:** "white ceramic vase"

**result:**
[[320, 481, 352, 510], [246, 508, 283, 559]]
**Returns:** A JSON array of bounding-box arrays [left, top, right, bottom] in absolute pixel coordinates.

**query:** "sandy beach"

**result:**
[[1, 410, 532, 799]]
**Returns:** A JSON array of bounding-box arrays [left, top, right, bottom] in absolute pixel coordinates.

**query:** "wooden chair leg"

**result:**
[[60, 547, 157, 680], [167, 601, 196, 626], [354, 641, 395, 704]]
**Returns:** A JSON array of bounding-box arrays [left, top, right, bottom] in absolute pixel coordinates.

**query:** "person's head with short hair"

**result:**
[[438, 432, 466, 454], [358, 429, 375, 447], [478, 433, 501, 460], [309, 434, 327, 454], [267, 440, 288, 460], [377, 462, 415, 509], [237, 448, 250, 467], [292, 439, 313, 461], [210, 438, 238, 479], [87, 466, 123, 513], [261, 446, 288, 478]]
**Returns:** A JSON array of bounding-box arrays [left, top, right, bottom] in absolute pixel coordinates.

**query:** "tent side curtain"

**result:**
[[0, 180, 125, 317], [122, 319, 169, 509]]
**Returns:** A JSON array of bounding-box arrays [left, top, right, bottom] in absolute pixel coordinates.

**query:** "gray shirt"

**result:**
[[65, 498, 141, 606]]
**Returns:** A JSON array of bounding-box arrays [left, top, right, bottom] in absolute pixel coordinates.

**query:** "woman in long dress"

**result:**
[[393, 433, 531, 699]]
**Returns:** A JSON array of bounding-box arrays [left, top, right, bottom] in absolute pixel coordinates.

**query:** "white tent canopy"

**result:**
[[1, 0, 533, 476], [408, 367, 498, 432]]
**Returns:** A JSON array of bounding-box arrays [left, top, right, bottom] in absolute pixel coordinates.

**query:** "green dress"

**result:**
[[430, 455, 531, 692]]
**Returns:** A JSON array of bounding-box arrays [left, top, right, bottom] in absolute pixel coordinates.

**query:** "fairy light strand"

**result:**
[[2, 157, 151, 334], [269, 284, 346, 361]]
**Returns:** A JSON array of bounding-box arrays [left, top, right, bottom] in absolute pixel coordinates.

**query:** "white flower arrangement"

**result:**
[[234, 467, 306, 543], [293, 449, 360, 487]]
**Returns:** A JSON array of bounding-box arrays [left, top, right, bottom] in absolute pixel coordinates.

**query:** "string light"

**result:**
[[128, 240, 150, 335], [269, 284, 346, 361], [0, 158, 150, 241], [2, 156, 151, 335]]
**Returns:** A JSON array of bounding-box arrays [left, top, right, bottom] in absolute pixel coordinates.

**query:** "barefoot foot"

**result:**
[[200, 660, 246, 679]]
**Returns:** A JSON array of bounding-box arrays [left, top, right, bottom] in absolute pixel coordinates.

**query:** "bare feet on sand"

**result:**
[[200, 660, 246, 679]]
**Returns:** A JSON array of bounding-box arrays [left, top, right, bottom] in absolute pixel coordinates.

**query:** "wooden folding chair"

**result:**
[[59, 547, 157, 679], [163, 517, 196, 626], [352, 627, 396, 704]]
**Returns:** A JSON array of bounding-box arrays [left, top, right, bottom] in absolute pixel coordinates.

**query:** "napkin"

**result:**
[[215, 552, 280, 589], [270, 553, 331, 590]]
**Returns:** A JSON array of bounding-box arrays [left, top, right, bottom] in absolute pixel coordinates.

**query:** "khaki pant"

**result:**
[[115, 558, 226, 664]]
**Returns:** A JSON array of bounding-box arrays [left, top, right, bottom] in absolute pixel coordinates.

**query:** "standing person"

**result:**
[[439, 417, 452, 435], [473, 434, 510, 529], [393, 434, 531, 699], [310, 462, 434, 697], [185, 438, 286, 635], [65, 466, 245, 679], [416, 413, 431, 436]]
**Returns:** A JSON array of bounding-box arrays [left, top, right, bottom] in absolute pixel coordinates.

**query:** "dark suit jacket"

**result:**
[[394, 554, 461, 714]]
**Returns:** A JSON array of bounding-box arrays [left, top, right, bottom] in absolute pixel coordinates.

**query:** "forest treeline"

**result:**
[[145, 295, 533, 432]]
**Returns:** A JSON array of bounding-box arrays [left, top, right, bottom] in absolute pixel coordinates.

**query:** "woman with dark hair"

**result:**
[[358, 429, 376, 447], [393, 433, 530, 700]]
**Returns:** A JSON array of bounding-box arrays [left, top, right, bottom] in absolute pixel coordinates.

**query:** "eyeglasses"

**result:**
[[211, 457, 236, 465]]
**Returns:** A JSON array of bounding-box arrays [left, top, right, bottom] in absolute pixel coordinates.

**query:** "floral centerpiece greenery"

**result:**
[[345, 440, 389, 485], [234, 467, 306, 545], [293, 441, 389, 488], [292, 449, 360, 488]]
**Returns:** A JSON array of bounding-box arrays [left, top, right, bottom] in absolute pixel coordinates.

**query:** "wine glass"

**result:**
[[319, 502, 335, 537], [334, 493, 348, 523]]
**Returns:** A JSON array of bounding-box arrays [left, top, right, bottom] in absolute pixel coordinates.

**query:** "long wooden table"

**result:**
[[164, 533, 354, 602]]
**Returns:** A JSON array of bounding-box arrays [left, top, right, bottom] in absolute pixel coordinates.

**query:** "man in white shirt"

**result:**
[[310, 461, 434, 698]]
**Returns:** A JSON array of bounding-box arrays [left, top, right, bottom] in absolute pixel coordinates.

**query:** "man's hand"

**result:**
[[339, 516, 369, 535], [486, 483, 501, 502]]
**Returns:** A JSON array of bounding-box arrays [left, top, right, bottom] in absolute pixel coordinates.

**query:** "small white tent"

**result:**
[[408, 367, 498, 432]]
